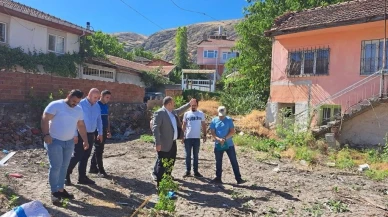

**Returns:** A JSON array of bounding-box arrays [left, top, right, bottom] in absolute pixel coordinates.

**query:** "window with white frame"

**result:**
[[222, 52, 239, 61], [203, 50, 218, 58], [287, 48, 330, 76], [48, 34, 65, 54], [83, 66, 115, 81], [0, 22, 6, 43], [361, 39, 388, 75]]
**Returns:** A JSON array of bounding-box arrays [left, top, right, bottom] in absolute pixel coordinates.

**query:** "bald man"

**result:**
[[66, 88, 103, 185]]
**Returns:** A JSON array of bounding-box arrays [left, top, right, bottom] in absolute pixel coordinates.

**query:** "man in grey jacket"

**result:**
[[152, 96, 195, 188]]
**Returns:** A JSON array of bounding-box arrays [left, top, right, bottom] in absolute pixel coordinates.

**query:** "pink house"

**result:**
[[265, 0, 388, 146], [197, 27, 238, 76]]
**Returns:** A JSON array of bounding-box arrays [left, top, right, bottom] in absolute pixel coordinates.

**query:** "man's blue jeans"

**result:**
[[44, 138, 74, 193], [214, 146, 242, 181], [184, 138, 200, 173]]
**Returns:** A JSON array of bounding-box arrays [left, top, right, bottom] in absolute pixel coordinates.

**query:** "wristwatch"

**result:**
[[42, 133, 50, 137]]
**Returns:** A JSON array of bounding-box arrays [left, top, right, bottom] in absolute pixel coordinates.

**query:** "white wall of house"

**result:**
[[0, 12, 80, 54], [116, 72, 145, 87]]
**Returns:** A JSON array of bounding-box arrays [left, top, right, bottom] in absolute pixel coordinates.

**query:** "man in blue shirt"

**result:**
[[89, 90, 111, 177], [209, 106, 246, 184], [66, 88, 103, 185]]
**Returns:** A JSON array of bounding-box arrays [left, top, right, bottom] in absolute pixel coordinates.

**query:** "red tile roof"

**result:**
[[265, 0, 386, 37], [0, 0, 92, 35], [149, 65, 176, 76], [197, 39, 236, 47], [106, 55, 151, 72]]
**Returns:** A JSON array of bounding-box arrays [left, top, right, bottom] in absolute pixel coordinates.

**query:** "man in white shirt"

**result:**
[[41, 89, 89, 205], [182, 99, 206, 178]]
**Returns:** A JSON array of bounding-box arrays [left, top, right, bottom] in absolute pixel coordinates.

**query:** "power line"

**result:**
[[168, 0, 225, 24], [117, 0, 164, 30]]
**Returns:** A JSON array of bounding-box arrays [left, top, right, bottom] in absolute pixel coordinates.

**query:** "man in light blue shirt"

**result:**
[[66, 88, 103, 185], [210, 106, 246, 185]]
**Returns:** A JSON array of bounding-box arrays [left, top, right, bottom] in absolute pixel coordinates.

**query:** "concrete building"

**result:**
[[265, 0, 388, 146]]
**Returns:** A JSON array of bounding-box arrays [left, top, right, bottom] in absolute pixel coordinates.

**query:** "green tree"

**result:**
[[140, 67, 171, 88], [174, 27, 189, 69], [81, 31, 133, 60], [132, 47, 154, 60], [226, 0, 345, 103]]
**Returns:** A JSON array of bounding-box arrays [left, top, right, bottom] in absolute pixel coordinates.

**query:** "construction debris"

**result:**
[[0, 151, 16, 166]]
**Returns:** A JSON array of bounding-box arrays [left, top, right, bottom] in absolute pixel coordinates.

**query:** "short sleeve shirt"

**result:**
[[183, 110, 205, 139], [44, 99, 84, 141], [209, 116, 234, 147], [98, 101, 109, 129]]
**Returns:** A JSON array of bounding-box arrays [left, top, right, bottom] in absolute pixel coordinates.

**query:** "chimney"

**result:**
[[218, 26, 223, 36], [86, 22, 90, 30]]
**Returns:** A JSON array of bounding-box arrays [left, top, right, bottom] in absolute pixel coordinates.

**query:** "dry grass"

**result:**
[[198, 100, 220, 117], [234, 110, 276, 138], [281, 147, 296, 159]]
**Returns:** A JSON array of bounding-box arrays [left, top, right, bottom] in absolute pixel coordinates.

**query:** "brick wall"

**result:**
[[0, 71, 144, 103], [165, 89, 182, 97]]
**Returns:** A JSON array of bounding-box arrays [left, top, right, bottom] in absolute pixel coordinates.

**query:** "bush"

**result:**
[[173, 95, 185, 108], [234, 135, 285, 152], [335, 148, 355, 169], [220, 91, 266, 115], [182, 89, 220, 101]]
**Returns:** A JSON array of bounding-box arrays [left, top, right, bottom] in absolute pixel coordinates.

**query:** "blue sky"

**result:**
[[16, 0, 249, 36]]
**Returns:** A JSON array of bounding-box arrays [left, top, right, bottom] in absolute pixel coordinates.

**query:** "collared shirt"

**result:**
[[98, 101, 109, 129], [209, 116, 234, 147], [164, 106, 178, 140], [78, 98, 103, 135]]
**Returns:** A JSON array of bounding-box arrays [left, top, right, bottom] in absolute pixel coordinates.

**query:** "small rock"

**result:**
[[358, 164, 370, 172], [247, 200, 255, 207], [239, 131, 244, 136], [273, 167, 280, 172], [326, 162, 336, 167], [300, 160, 307, 166]]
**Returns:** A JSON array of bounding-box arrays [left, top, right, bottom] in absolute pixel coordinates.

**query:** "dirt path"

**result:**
[[1, 137, 388, 217]]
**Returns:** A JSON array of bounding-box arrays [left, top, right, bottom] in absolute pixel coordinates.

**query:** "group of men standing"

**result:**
[[41, 88, 111, 204], [41, 89, 245, 205], [151, 96, 245, 193]]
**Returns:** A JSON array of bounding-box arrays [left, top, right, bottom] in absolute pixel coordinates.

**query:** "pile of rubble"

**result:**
[[0, 121, 42, 149]]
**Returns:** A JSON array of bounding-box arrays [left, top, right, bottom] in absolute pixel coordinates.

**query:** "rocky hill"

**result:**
[[114, 19, 240, 62]]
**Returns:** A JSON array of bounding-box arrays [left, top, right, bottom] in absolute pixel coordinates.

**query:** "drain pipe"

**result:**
[[381, 0, 387, 98]]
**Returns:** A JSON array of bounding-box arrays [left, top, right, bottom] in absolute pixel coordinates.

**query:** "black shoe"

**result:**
[[89, 168, 99, 174], [183, 171, 191, 178], [210, 177, 222, 184], [237, 179, 247, 185], [59, 189, 74, 199], [150, 171, 157, 182], [97, 172, 109, 178], [194, 172, 203, 178], [78, 176, 96, 185], [51, 192, 62, 205], [65, 175, 72, 186]]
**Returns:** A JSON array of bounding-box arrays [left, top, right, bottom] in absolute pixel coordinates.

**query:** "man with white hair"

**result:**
[[210, 106, 246, 184], [66, 88, 103, 185]]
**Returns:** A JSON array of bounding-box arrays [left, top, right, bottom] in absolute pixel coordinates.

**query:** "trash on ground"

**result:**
[[9, 173, 23, 178], [2, 200, 50, 217], [0, 151, 16, 165], [358, 164, 370, 172]]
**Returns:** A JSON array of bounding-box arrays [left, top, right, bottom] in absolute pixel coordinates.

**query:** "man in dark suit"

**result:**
[[152, 96, 195, 188]]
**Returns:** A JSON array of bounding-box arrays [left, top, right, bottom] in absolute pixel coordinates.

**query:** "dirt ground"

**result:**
[[1, 136, 388, 217]]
